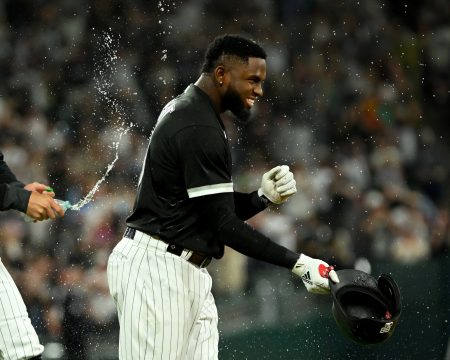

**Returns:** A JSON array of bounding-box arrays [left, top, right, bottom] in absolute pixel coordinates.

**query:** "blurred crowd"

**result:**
[[0, 0, 449, 357]]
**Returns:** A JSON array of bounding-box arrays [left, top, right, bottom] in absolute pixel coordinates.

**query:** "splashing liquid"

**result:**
[[71, 31, 130, 211], [70, 125, 132, 211], [22, 32, 131, 220], [23, 125, 130, 221]]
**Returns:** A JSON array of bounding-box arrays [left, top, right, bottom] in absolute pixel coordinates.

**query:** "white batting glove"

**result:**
[[292, 254, 339, 295], [259, 165, 297, 204]]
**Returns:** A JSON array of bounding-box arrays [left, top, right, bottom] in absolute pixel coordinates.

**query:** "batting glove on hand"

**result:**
[[292, 254, 339, 295], [259, 165, 297, 204]]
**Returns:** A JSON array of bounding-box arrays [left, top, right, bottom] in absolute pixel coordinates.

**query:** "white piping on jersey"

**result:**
[[187, 183, 233, 198]]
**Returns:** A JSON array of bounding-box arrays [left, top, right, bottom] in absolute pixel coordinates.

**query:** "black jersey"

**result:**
[[127, 84, 233, 256], [0, 151, 30, 212]]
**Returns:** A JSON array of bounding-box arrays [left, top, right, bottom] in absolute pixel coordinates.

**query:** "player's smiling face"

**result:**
[[221, 57, 266, 122]]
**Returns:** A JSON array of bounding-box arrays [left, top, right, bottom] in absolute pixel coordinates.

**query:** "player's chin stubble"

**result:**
[[222, 87, 251, 123]]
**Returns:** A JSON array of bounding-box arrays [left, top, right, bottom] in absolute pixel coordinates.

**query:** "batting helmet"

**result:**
[[329, 269, 402, 345]]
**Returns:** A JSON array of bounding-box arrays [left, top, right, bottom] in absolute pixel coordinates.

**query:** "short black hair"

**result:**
[[200, 34, 266, 73]]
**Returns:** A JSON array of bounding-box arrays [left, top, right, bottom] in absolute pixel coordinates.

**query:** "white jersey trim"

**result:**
[[187, 183, 234, 198]]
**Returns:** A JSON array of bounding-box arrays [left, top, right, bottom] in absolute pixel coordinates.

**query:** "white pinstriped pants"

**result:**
[[107, 233, 219, 360], [0, 259, 44, 360]]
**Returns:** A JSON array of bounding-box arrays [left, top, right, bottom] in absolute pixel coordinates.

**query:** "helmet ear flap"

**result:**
[[378, 274, 402, 316]]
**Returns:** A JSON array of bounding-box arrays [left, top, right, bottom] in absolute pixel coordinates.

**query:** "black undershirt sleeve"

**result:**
[[233, 190, 268, 220], [0, 184, 30, 212], [0, 151, 30, 212], [195, 192, 299, 269]]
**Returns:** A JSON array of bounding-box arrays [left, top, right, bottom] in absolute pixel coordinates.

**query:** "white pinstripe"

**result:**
[[0, 259, 44, 360], [107, 232, 219, 359]]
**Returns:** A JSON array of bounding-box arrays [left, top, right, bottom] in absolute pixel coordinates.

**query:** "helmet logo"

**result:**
[[380, 322, 394, 334]]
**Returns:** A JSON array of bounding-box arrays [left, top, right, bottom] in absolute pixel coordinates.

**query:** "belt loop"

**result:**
[[124, 227, 136, 239], [199, 257, 212, 268], [167, 243, 184, 256]]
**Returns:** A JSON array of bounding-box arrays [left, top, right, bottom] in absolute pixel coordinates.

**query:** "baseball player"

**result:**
[[0, 150, 63, 360], [107, 34, 339, 359]]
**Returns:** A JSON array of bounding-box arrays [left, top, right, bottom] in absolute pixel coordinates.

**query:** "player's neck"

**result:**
[[194, 74, 223, 114]]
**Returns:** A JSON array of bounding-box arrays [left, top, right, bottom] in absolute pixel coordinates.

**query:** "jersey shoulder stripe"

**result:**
[[187, 183, 233, 198]]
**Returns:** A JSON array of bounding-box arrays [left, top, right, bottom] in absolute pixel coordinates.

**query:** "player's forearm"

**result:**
[[219, 216, 299, 268], [196, 193, 298, 268], [0, 151, 30, 212], [233, 190, 268, 220], [0, 183, 30, 212]]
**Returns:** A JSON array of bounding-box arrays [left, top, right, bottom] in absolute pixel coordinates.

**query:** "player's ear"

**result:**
[[214, 65, 227, 88]]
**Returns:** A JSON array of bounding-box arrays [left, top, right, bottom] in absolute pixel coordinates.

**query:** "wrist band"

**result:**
[[259, 193, 271, 207]]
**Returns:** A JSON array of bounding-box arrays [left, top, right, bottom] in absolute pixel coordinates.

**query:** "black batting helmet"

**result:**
[[329, 269, 402, 345]]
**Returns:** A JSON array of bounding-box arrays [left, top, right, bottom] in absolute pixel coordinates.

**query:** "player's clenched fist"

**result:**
[[259, 165, 297, 204], [292, 254, 340, 294]]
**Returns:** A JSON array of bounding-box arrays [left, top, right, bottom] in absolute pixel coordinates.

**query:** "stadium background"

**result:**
[[0, 0, 449, 359]]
